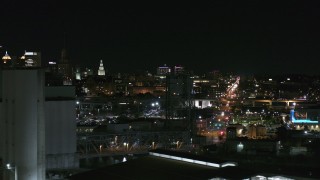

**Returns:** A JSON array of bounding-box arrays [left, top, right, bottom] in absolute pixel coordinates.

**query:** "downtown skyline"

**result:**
[[1, 1, 320, 75]]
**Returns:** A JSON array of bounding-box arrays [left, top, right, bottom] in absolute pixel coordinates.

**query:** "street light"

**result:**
[[76, 101, 80, 111], [6, 163, 15, 170], [237, 142, 244, 152], [123, 143, 128, 151], [4, 163, 16, 179], [152, 102, 159, 107]]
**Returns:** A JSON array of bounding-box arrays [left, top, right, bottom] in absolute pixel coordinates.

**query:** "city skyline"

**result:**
[[1, 1, 320, 75]]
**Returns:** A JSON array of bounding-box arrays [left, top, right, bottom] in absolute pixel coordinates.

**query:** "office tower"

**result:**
[[157, 64, 171, 75], [21, 51, 42, 67], [98, 60, 105, 76], [2, 51, 11, 65], [75, 67, 81, 80], [174, 65, 184, 75]]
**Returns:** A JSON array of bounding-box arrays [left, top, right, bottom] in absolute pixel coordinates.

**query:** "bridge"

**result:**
[[244, 99, 307, 108], [77, 131, 191, 159]]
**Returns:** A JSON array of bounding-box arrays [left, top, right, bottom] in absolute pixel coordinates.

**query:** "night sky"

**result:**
[[1, 1, 320, 75]]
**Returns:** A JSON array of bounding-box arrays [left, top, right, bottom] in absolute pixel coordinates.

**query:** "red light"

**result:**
[[220, 131, 224, 135]]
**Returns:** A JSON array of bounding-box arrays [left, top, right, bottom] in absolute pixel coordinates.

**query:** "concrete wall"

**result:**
[[0, 70, 3, 180], [0, 70, 2, 100], [46, 153, 79, 169], [1, 69, 45, 180], [0, 69, 79, 179], [45, 100, 78, 169], [0, 101, 3, 180], [45, 86, 75, 99]]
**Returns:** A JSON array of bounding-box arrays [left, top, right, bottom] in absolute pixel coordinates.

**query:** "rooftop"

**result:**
[[68, 151, 319, 180]]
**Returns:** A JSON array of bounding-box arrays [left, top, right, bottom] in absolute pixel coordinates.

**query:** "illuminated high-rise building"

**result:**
[[174, 65, 184, 75], [2, 51, 11, 66], [98, 60, 105, 76], [21, 51, 42, 67], [75, 67, 81, 80], [83, 68, 93, 78], [157, 64, 171, 75]]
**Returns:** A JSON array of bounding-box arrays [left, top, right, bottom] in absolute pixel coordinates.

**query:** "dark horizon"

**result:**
[[1, 1, 320, 75]]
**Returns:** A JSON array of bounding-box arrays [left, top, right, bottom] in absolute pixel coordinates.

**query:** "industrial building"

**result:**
[[0, 68, 78, 180]]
